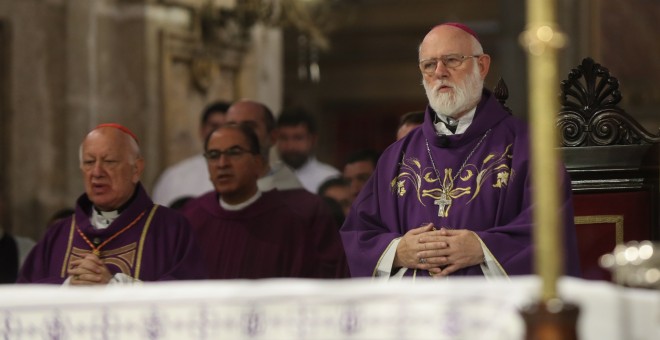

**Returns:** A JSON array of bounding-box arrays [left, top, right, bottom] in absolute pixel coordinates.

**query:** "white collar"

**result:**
[[220, 190, 263, 211], [266, 161, 286, 176], [433, 107, 476, 135], [91, 209, 120, 230]]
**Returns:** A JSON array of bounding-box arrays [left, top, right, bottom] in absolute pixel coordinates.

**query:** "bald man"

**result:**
[[152, 101, 231, 207], [225, 100, 303, 191], [18, 124, 207, 284], [340, 23, 580, 280]]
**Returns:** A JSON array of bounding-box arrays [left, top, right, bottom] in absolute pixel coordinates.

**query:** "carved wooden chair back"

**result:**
[[558, 57, 660, 280]]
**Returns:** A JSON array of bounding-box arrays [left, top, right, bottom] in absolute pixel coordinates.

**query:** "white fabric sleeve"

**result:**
[[475, 236, 508, 279], [109, 273, 142, 285], [374, 238, 408, 281]]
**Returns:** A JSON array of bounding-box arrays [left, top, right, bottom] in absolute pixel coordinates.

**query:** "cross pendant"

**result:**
[[434, 193, 452, 217]]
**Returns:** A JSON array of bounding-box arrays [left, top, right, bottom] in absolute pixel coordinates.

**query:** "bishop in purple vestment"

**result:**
[[340, 23, 580, 279], [18, 124, 207, 284]]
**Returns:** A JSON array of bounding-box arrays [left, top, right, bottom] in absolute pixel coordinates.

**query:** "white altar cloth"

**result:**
[[0, 276, 658, 340]]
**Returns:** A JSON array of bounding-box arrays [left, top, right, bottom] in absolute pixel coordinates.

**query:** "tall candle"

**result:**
[[523, 0, 566, 302]]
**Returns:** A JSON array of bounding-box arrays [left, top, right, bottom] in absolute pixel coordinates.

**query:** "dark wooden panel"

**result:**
[[573, 191, 652, 280], [330, 102, 423, 167]]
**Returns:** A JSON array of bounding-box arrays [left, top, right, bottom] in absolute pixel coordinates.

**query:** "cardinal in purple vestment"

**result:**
[[18, 124, 207, 284], [340, 23, 580, 279]]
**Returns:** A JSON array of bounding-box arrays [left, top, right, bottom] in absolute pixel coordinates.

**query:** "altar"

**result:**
[[0, 276, 657, 339]]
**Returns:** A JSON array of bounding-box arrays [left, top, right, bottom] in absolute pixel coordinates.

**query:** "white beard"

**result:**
[[423, 64, 484, 118]]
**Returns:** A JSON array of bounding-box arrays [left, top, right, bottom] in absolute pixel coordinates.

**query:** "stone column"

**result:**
[[237, 24, 283, 114], [2, 0, 68, 240], [2, 0, 247, 239]]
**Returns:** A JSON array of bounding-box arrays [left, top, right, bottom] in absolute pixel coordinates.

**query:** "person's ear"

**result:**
[[478, 54, 491, 79], [133, 158, 145, 183], [253, 154, 267, 176], [309, 130, 318, 146]]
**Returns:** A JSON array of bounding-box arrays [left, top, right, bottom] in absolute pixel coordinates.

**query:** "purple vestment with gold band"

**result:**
[[18, 183, 207, 283]]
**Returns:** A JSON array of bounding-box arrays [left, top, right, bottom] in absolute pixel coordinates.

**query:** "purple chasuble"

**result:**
[[18, 183, 207, 283], [340, 90, 581, 278], [182, 189, 349, 279]]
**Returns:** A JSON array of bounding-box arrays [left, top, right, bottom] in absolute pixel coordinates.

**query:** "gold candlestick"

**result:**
[[520, 1, 580, 339], [522, 0, 566, 303]]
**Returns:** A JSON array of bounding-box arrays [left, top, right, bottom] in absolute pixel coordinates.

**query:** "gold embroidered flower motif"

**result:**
[[390, 154, 430, 204], [493, 171, 510, 188], [390, 144, 515, 213], [396, 180, 407, 196], [469, 144, 514, 200]]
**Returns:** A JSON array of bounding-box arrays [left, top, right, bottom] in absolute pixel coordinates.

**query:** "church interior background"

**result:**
[[1, 0, 658, 242]]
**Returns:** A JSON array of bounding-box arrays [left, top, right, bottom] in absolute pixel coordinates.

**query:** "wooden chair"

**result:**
[[558, 57, 660, 280]]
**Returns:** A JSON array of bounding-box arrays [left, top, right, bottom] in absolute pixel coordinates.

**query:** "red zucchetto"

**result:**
[[95, 123, 139, 145], [436, 22, 480, 42]]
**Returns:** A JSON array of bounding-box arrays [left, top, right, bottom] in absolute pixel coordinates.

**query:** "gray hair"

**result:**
[[417, 30, 484, 60], [78, 129, 142, 166]]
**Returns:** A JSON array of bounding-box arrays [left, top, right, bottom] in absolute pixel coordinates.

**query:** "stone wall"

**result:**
[[0, 0, 252, 240], [1, 0, 69, 240]]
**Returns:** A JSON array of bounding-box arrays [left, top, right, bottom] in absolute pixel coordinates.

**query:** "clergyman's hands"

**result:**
[[418, 228, 484, 278], [393, 223, 448, 270], [67, 253, 113, 285]]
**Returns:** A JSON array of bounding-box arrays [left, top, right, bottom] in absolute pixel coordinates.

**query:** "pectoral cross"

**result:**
[[91, 238, 102, 256], [434, 192, 452, 217]]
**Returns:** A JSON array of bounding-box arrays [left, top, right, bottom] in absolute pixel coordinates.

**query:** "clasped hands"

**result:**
[[67, 253, 113, 285], [393, 223, 484, 277]]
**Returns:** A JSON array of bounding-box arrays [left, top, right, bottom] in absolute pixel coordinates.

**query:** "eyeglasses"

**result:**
[[419, 54, 481, 75], [204, 146, 255, 161]]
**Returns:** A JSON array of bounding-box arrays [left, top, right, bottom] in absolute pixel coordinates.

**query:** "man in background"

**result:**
[[152, 101, 231, 207], [276, 108, 340, 193], [318, 177, 352, 217], [182, 124, 347, 279], [343, 149, 380, 200], [396, 111, 425, 140], [225, 100, 302, 191]]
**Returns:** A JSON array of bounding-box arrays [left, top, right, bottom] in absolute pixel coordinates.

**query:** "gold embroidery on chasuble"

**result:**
[[69, 243, 138, 276], [59, 205, 158, 279], [390, 144, 514, 217]]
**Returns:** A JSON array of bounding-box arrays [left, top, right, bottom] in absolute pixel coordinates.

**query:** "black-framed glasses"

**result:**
[[419, 54, 481, 75], [204, 146, 255, 161]]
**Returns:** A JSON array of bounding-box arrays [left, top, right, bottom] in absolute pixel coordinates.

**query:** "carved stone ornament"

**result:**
[[557, 57, 660, 147], [191, 56, 213, 93]]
